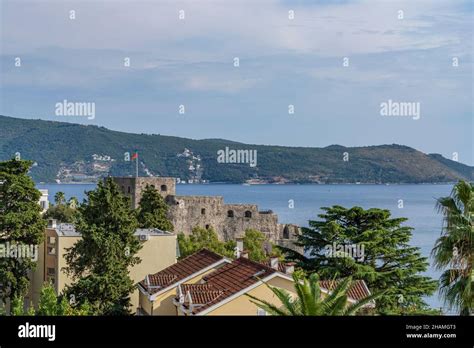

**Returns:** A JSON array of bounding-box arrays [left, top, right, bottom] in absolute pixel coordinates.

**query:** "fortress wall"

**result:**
[[111, 177, 299, 248], [167, 195, 226, 235]]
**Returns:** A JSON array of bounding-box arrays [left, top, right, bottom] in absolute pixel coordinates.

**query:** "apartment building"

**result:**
[[29, 219, 177, 312]]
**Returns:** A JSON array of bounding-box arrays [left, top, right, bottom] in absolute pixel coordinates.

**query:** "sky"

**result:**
[[1, 0, 473, 164]]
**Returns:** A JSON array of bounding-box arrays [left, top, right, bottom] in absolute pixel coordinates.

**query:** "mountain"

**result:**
[[0, 115, 472, 184]]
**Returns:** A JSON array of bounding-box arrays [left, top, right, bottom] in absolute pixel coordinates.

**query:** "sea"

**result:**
[[36, 182, 454, 312]]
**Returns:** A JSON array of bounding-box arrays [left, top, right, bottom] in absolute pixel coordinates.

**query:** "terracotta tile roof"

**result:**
[[178, 284, 225, 307], [140, 249, 224, 295], [186, 257, 277, 314], [319, 279, 371, 302]]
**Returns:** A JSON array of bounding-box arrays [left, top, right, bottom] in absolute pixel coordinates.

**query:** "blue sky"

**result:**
[[1, 0, 472, 164]]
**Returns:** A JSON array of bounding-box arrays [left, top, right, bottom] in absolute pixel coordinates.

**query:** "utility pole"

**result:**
[[136, 152, 138, 178]]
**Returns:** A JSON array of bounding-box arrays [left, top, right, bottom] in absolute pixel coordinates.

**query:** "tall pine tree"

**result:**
[[136, 184, 173, 231], [64, 178, 141, 315], [283, 205, 437, 313], [0, 159, 45, 310]]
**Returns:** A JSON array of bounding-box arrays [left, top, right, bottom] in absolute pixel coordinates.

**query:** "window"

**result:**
[[205, 224, 210, 230], [201, 208, 206, 215], [160, 184, 167, 192], [127, 186, 131, 193], [48, 236, 56, 244], [227, 210, 234, 218], [47, 277, 55, 285], [47, 247, 56, 255], [283, 226, 290, 239], [121, 185, 125, 192], [47, 267, 55, 276], [245, 210, 252, 218]]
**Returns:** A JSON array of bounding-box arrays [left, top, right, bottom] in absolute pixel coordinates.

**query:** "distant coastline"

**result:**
[[2, 115, 472, 184]]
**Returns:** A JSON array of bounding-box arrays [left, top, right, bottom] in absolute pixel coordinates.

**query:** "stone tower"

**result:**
[[111, 176, 176, 209]]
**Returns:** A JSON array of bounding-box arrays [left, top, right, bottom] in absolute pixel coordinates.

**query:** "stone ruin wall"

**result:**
[[112, 177, 300, 248]]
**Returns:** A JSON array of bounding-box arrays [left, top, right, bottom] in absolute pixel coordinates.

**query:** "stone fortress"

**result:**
[[112, 177, 300, 249]]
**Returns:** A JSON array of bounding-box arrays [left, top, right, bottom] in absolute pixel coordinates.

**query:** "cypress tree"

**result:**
[[0, 159, 45, 310], [64, 178, 141, 315]]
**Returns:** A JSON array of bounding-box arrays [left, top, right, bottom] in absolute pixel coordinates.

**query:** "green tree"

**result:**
[[432, 181, 473, 315], [64, 178, 141, 315], [282, 206, 437, 313], [10, 296, 27, 316], [247, 273, 382, 316], [68, 197, 79, 209], [54, 191, 66, 205], [243, 229, 267, 262], [44, 194, 80, 223], [136, 184, 174, 231], [37, 283, 58, 315], [0, 159, 45, 311], [43, 203, 79, 223], [36, 283, 90, 316], [178, 226, 235, 259], [10, 283, 93, 316]]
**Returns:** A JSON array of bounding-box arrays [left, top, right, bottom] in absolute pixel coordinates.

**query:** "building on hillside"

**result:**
[[38, 189, 49, 214], [29, 219, 177, 312], [111, 176, 300, 249], [138, 248, 374, 316]]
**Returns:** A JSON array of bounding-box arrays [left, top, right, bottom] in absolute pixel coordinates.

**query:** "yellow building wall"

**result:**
[[56, 236, 79, 295], [204, 276, 296, 316], [129, 235, 177, 311], [30, 230, 177, 313], [29, 239, 45, 307]]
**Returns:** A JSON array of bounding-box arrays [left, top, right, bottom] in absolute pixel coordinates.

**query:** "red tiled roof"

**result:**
[[186, 257, 277, 314], [140, 249, 224, 295], [178, 284, 225, 307], [319, 279, 371, 302]]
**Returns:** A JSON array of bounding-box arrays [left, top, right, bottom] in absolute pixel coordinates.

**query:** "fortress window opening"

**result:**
[[245, 210, 252, 218], [227, 210, 234, 218]]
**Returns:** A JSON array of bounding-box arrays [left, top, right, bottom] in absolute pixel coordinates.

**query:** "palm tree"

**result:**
[[68, 197, 79, 209], [246, 273, 382, 316], [432, 180, 473, 315], [54, 191, 66, 205]]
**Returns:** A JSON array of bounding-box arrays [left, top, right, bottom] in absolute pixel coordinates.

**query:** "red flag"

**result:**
[[131, 152, 138, 160]]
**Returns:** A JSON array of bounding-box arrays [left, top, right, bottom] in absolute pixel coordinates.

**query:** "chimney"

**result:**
[[235, 238, 244, 258], [283, 262, 295, 275], [241, 249, 249, 259], [264, 241, 272, 256], [48, 219, 57, 229], [270, 256, 279, 270]]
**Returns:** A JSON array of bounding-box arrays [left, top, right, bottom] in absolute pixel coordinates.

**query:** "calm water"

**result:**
[[37, 182, 453, 311]]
